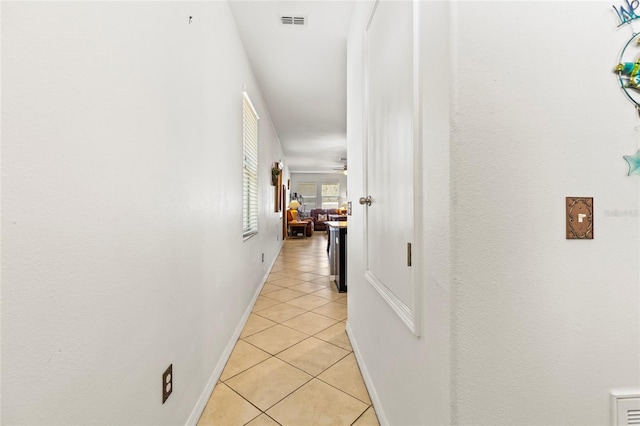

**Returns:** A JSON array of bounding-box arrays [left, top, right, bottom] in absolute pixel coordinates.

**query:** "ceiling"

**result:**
[[228, 0, 355, 174]]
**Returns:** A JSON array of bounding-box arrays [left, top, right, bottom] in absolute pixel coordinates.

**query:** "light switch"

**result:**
[[566, 197, 593, 239]]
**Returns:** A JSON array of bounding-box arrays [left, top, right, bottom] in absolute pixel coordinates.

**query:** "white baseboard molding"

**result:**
[[346, 321, 388, 426], [185, 254, 278, 425]]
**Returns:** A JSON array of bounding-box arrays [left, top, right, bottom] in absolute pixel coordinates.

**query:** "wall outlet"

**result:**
[[162, 364, 172, 404], [262, 253, 265, 262]]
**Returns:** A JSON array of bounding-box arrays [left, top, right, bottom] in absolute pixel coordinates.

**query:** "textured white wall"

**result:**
[[451, 2, 639, 424], [1, 2, 284, 424]]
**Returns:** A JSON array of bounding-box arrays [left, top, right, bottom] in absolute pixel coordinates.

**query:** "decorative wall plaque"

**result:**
[[614, 32, 640, 103], [612, 4, 640, 175]]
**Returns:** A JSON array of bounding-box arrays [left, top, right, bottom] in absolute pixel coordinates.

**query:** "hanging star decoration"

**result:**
[[623, 149, 640, 176]]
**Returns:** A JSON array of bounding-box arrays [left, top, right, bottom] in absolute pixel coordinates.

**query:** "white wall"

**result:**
[[1, 2, 284, 424], [290, 172, 347, 210], [451, 2, 639, 424], [347, 1, 639, 425]]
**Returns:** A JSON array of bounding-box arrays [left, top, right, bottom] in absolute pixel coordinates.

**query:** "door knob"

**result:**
[[359, 196, 372, 206]]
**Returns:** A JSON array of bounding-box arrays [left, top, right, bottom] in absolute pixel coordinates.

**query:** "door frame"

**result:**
[[282, 184, 287, 240]]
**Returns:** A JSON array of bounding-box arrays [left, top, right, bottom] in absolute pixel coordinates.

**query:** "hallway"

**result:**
[[197, 234, 378, 426]]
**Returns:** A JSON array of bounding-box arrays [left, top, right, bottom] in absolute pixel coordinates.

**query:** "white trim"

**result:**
[[242, 91, 260, 120], [410, 0, 423, 337], [346, 321, 388, 426], [185, 254, 277, 425], [363, 0, 422, 337], [365, 0, 380, 32], [289, 170, 346, 174], [364, 271, 417, 334], [361, 0, 373, 304], [242, 231, 258, 242]]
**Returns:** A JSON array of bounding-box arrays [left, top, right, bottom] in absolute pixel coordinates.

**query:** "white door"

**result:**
[[361, 0, 420, 335]]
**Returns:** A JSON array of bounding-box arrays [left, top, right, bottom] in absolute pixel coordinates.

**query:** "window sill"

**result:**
[[243, 231, 258, 242]]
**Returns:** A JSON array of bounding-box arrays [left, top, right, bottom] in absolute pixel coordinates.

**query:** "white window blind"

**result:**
[[243, 92, 259, 238], [298, 183, 317, 210], [321, 183, 339, 209]]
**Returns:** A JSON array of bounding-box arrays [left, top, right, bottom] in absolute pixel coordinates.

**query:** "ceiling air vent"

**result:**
[[280, 15, 306, 26]]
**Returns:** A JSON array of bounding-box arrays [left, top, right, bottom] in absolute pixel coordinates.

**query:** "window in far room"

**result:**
[[243, 92, 259, 239], [297, 183, 317, 210], [321, 183, 339, 209]]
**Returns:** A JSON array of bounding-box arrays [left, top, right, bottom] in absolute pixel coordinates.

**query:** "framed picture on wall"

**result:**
[[274, 162, 283, 212]]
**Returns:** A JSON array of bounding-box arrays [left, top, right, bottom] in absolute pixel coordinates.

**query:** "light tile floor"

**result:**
[[198, 233, 379, 426]]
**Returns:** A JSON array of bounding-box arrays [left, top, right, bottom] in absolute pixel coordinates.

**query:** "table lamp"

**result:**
[[340, 202, 348, 215], [288, 200, 301, 221]]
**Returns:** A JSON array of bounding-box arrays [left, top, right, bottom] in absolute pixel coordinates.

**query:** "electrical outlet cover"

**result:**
[[162, 364, 172, 404]]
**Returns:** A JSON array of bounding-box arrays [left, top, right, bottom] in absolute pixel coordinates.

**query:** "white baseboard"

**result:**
[[346, 321, 388, 426], [185, 255, 278, 425]]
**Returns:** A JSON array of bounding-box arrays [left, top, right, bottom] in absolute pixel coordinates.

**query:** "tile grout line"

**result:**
[[222, 354, 315, 414], [314, 374, 373, 407], [242, 412, 282, 426], [349, 406, 373, 426], [203, 235, 376, 425]]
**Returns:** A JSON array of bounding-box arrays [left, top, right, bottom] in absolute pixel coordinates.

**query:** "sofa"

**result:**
[[309, 208, 344, 232]]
